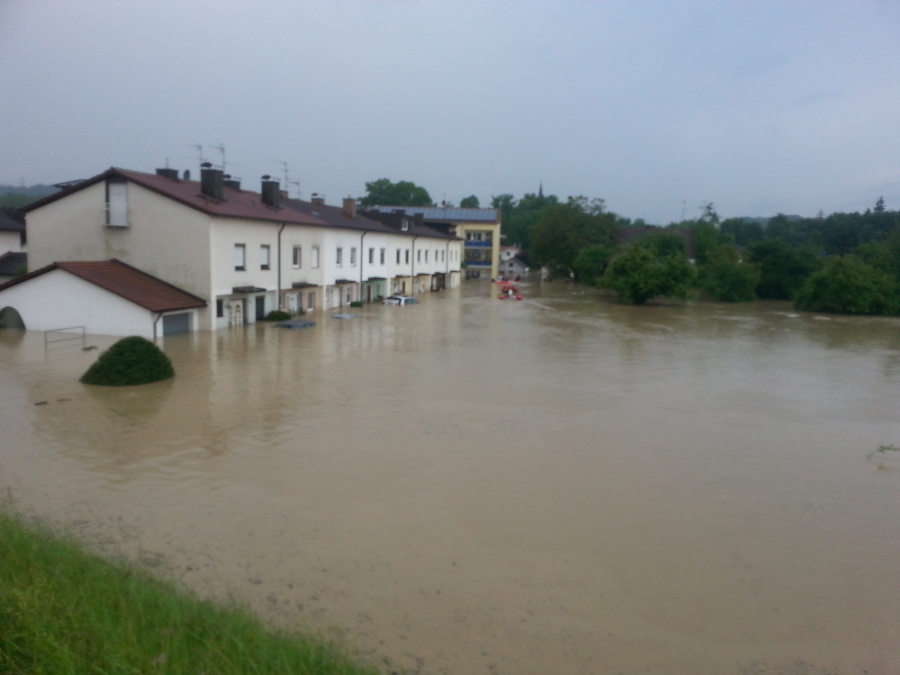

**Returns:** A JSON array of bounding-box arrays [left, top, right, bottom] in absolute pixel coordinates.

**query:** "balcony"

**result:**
[[464, 240, 493, 248]]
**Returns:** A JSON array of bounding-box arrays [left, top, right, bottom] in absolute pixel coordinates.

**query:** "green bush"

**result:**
[[349, 300, 364, 308], [261, 310, 291, 321], [80, 336, 174, 386], [794, 255, 899, 315]]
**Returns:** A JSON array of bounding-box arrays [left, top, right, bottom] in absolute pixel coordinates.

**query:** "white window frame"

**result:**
[[260, 244, 271, 270], [312, 245, 320, 269], [350, 247, 357, 266], [336, 247, 343, 267], [292, 245, 302, 268], [106, 181, 128, 227], [234, 243, 246, 271]]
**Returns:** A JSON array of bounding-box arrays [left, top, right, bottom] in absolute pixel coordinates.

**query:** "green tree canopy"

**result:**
[[698, 244, 760, 302], [747, 239, 820, 300], [573, 245, 615, 286], [529, 201, 619, 277], [460, 195, 480, 208], [601, 245, 695, 305], [358, 178, 433, 207], [794, 256, 899, 315]]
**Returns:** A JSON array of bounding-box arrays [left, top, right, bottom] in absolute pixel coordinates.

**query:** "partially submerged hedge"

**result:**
[[80, 336, 174, 386]]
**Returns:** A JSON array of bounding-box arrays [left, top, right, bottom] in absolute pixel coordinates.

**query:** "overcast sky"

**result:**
[[2, 0, 900, 224]]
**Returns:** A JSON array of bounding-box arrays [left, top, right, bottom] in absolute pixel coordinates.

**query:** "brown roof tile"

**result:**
[[0, 259, 206, 312]]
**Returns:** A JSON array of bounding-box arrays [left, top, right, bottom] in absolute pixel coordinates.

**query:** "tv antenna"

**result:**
[[186, 143, 206, 166], [276, 160, 301, 198], [210, 143, 227, 172]]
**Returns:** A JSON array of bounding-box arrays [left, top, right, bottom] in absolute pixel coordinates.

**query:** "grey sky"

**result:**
[[2, 0, 900, 224]]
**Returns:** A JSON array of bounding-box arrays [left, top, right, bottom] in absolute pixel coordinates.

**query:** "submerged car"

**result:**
[[383, 295, 418, 306], [275, 319, 316, 329]]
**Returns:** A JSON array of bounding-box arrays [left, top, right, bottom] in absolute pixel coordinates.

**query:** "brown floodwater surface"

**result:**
[[2, 282, 899, 675]]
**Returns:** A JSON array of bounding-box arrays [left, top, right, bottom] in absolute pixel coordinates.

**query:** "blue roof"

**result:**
[[367, 206, 500, 223]]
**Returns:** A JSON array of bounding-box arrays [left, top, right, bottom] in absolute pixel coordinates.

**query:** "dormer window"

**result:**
[[105, 180, 128, 227], [401, 218, 409, 231]]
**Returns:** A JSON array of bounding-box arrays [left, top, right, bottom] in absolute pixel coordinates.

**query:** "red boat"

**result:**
[[495, 280, 523, 300]]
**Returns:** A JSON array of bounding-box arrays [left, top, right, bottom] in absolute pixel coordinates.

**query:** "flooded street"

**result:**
[[2, 281, 900, 675]]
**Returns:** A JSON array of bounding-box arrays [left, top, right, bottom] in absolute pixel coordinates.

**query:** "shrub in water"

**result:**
[[262, 310, 292, 321], [80, 336, 174, 386]]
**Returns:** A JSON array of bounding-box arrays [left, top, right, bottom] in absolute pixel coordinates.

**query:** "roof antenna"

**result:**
[[276, 160, 301, 198], [210, 143, 226, 172], [187, 143, 206, 168]]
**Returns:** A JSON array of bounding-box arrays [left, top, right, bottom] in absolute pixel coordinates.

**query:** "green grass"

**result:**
[[0, 511, 382, 675]]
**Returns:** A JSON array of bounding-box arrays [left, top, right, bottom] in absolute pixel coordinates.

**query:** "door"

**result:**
[[162, 312, 190, 335], [255, 295, 265, 320], [229, 299, 244, 326]]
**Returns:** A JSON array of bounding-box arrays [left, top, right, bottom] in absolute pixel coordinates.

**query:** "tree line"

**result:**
[[360, 178, 900, 315]]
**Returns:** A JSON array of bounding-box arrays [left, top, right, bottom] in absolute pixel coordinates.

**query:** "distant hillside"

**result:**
[[0, 183, 58, 208]]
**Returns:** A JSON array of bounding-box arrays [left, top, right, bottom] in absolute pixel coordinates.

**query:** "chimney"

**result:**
[[200, 162, 224, 200], [156, 168, 179, 180], [261, 176, 281, 208], [342, 197, 357, 219], [311, 193, 326, 206], [223, 174, 241, 190]]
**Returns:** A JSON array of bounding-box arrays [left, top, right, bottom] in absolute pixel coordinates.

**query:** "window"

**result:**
[[336, 247, 343, 266], [350, 247, 357, 266], [234, 244, 246, 271], [380, 248, 385, 264], [425, 250, 429, 263], [368, 247, 374, 264], [405, 249, 410, 264], [106, 181, 128, 227], [401, 218, 409, 231], [292, 246, 302, 268], [216, 299, 224, 318], [260, 244, 271, 270], [396, 249, 401, 264], [417, 249, 421, 263], [312, 245, 320, 268]]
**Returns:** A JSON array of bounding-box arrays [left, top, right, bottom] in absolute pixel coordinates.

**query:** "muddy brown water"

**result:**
[[2, 281, 899, 675]]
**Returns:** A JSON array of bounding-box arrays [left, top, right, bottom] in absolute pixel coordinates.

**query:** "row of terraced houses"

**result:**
[[0, 165, 501, 337]]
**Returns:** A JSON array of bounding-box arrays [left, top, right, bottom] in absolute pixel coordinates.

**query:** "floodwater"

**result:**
[[2, 281, 899, 675]]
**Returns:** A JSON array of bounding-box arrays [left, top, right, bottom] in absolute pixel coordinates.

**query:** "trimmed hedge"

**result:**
[[80, 336, 175, 386]]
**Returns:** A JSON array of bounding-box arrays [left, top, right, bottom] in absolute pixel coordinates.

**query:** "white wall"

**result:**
[[0, 269, 161, 337], [0, 231, 22, 254]]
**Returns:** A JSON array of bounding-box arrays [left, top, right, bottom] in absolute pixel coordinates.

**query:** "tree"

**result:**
[[601, 245, 695, 305], [358, 178, 433, 207], [747, 239, 820, 300], [794, 256, 899, 315], [460, 195, 480, 208], [875, 196, 886, 213], [573, 245, 614, 286], [698, 244, 760, 302], [529, 201, 619, 277]]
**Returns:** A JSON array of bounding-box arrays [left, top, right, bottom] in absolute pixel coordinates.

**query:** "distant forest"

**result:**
[[0, 184, 57, 209]]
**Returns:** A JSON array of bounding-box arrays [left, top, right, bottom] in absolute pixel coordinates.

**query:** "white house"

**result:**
[[1, 166, 463, 334], [0, 260, 205, 337]]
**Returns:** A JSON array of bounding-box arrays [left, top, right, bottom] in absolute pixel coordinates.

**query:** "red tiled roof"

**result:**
[[24, 168, 328, 227], [0, 259, 206, 312]]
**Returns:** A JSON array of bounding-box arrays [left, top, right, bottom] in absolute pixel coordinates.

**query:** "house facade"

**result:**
[[365, 206, 502, 280], [4, 166, 463, 334]]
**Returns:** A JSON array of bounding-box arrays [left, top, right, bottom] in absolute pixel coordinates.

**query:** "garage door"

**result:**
[[162, 312, 190, 335]]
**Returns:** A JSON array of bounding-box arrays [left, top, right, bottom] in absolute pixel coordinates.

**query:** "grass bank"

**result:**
[[0, 510, 381, 675]]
